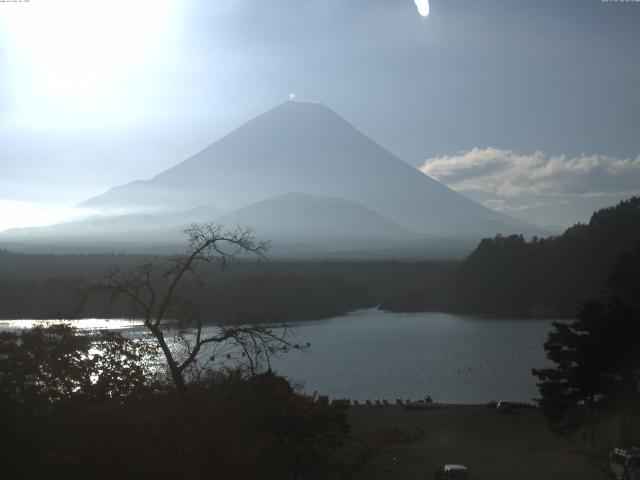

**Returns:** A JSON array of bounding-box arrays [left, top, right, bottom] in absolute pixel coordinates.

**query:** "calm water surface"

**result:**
[[1, 309, 561, 404]]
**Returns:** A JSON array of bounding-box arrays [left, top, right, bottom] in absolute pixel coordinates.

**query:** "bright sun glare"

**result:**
[[414, 0, 430, 17], [0, 0, 174, 112]]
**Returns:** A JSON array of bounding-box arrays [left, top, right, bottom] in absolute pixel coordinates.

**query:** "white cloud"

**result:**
[[419, 147, 640, 224], [420, 147, 640, 199]]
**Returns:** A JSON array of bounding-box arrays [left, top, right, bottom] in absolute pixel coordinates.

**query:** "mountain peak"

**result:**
[[81, 102, 540, 238], [283, 99, 327, 108], [250, 100, 345, 130]]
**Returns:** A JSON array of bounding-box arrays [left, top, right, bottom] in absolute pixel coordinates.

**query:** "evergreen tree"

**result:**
[[533, 244, 640, 446]]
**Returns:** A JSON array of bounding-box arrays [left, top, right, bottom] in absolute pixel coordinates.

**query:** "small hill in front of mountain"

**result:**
[[215, 191, 419, 240]]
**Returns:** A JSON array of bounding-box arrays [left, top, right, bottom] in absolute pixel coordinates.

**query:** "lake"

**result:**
[[0, 309, 561, 404]]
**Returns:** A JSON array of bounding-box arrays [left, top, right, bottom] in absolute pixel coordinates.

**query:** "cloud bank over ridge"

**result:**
[[420, 147, 640, 227]]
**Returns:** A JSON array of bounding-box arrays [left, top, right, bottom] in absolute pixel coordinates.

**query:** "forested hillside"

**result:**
[[455, 197, 640, 316]]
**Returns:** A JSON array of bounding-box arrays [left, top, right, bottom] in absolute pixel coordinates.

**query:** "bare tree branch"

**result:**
[[83, 223, 299, 396]]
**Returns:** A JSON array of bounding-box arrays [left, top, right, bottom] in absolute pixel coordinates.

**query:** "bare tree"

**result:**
[[84, 223, 304, 395]]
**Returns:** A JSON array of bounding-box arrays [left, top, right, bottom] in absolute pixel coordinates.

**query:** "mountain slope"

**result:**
[[82, 101, 538, 238]]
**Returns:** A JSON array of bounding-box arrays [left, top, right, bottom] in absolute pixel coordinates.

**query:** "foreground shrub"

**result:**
[[0, 326, 349, 480]]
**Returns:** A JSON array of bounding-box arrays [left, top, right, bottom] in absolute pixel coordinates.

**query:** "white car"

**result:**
[[433, 464, 470, 479], [609, 447, 640, 480]]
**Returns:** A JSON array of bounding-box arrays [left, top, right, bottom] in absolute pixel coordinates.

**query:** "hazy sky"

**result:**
[[1, 0, 639, 230]]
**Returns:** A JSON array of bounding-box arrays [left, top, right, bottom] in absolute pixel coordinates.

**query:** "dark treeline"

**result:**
[[0, 252, 456, 321]]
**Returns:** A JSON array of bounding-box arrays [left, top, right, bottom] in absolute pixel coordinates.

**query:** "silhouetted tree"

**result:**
[[84, 223, 304, 395], [533, 244, 640, 447]]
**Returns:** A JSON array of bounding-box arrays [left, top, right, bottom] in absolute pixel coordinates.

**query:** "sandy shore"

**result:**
[[347, 405, 605, 480]]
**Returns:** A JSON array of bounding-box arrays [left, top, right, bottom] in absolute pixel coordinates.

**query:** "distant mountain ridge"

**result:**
[[81, 101, 539, 238]]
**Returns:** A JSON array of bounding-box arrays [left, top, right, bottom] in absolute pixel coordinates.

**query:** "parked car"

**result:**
[[433, 464, 470, 479], [496, 401, 513, 413], [609, 447, 640, 480]]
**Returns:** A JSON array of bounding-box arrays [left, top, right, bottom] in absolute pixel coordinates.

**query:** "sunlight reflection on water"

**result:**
[[0, 318, 144, 331]]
